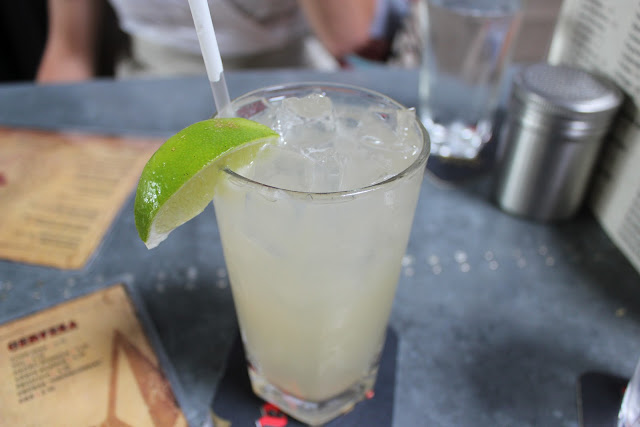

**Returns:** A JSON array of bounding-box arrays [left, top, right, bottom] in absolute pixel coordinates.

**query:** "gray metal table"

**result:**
[[1, 68, 639, 427]]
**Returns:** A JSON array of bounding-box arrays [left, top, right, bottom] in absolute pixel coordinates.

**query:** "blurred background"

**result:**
[[0, 1, 127, 82], [0, 0, 563, 83]]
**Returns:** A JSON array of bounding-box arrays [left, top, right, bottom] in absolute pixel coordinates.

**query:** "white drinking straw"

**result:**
[[187, 0, 232, 116]]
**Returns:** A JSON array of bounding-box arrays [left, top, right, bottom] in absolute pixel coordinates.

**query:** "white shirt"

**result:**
[[108, 0, 309, 58]]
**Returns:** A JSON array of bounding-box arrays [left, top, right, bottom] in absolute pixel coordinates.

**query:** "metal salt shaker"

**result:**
[[494, 63, 623, 221]]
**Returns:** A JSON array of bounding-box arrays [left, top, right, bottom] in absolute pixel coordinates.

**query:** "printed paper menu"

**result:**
[[0, 128, 161, 269], [0, 283, 188, 427], [549, 0, 640, 274]]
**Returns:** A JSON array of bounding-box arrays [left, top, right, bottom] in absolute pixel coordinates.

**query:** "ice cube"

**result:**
[[273, 100, 305, 137], [275, 94, 337, 151], [396, 108, 422, 159], [357, 109, 421, 163], [306, 147, 345, 193], [397, 109, 419, 141], [282, 93, 333, 120], [329, 107, 421, 190], [331, 141, 393, 190], [251, 143, 316, 192], [249, 95, 422, 193]]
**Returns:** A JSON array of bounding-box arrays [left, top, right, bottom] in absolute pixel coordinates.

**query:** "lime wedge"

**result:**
[[134, 118, 279, 249]]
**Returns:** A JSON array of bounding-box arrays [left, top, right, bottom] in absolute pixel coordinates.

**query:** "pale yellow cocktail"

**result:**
[[213, 83, 429, 425]]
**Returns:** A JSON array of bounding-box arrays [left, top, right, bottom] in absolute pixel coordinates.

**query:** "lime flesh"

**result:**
[[134, 118, 279, 249]]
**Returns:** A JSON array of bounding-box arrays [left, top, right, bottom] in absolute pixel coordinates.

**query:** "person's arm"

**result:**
[[37, 0, 99, 83], [298, 0, 377, 60]]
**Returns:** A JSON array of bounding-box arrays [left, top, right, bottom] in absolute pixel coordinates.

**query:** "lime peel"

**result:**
[[134, 117, 279, 249]]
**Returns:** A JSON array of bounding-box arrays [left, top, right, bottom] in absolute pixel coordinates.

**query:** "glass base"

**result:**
[[421, 116, 492, 160], [248, 365, 378, 426]]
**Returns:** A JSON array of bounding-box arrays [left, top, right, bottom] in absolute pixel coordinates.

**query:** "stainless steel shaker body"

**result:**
[[494, 63, 623, 221]]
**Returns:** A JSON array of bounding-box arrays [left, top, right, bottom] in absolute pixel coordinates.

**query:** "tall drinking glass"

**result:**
[[212, 83, 429, 425], [419, 0, 522, 160]]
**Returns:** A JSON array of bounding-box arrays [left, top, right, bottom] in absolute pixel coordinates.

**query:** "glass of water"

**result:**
[[419, 0, 522, 160], [619, 356, 640, 427]]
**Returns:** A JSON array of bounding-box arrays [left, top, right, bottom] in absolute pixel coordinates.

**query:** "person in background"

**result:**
[[37, 0, 378, 83], [343, 0, 410, 67]]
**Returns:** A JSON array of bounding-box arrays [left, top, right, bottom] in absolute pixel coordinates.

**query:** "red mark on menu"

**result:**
[[0, 172, 6, 187], [256, 403, 288, 427]]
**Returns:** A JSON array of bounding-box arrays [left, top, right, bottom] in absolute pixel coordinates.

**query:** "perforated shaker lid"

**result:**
[[512, 63, 623, 128]]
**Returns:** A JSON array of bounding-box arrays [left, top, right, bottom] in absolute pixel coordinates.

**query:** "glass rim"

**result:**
[[221, 81, 430, 199]]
